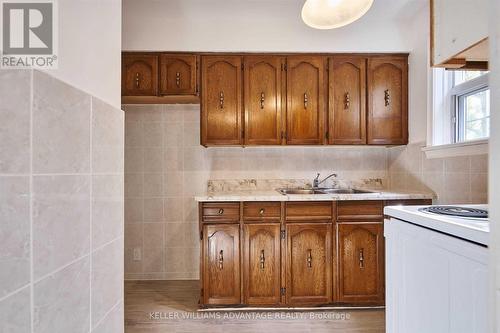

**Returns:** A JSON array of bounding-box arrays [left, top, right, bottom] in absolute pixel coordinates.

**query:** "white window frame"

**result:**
[[424, 69, 489, 159]]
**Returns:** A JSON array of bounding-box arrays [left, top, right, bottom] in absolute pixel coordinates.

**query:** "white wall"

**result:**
[[47, 0, 122, 108], [488, 0, 500, 330], [123, 0, 423, 53]]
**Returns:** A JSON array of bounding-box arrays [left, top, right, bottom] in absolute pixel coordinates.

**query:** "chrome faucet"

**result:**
[[313, 173, 338, 188]]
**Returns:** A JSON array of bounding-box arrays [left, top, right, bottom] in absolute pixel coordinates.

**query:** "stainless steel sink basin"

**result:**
[[277, 188, 377, 195], [277, 188, 325, 195], [317, 188, 376, 194]]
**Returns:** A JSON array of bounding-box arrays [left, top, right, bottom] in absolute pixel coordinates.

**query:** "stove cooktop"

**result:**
[[419, 206, 488, 219]]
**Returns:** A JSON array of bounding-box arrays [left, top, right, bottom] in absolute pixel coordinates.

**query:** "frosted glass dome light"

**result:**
[[301, 0, 374, 29]]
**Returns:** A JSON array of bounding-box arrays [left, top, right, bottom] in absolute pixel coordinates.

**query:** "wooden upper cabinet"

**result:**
[[203, 224, 240, 305], [244, 56, 284, 145], [329, 57, 367, 145], [243, 224, 281, 305], [286, 56, 326, 145], [201, 56, 242, 146], [122, 54, 158, 96], [286, 223, 332, 304], [159, 54, 198, 96], [337, 223, 384, 304], [367, 57, 408, 145]]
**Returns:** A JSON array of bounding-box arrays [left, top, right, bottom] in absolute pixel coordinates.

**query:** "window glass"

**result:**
[[454, 71, 488, 86], [462, 89, 490, 141]]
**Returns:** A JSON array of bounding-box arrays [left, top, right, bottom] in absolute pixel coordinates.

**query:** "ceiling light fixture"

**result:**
[[301, 0, 374, 29]]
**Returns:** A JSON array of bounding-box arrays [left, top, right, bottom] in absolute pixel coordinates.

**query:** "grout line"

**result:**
[[29, 68, 34, 333], [0, 284, 31, 303], [33, 253, 90, 285], [90, 298, 122, 331], [89, 96, 93, 332], [92, 235, 124, 254]]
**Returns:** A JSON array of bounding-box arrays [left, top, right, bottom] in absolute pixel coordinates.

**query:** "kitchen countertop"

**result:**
[[194, 189, 435, 202]]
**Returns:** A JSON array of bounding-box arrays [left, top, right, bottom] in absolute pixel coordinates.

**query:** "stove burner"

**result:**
[[419, 206, 488, 218]]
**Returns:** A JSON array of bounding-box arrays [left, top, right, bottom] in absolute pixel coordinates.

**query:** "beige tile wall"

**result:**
[[388, 143, 488, 204], [0, 70, 124, 333], [123, 104, 389, 280]]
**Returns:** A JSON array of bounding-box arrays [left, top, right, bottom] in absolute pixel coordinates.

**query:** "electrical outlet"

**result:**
[[133, 247, 142, 261]]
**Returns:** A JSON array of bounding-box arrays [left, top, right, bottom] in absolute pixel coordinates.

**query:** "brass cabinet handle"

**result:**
[[135, 72, 140, 88], [260, 92, 265, 109], [218, 208, 224, 215], [176, 72, 181, 87], [260, 250, 265, 270], [259, 208, 265, 215], [344, 92, 350, 110], [384, 89, 390, 106], [359, 248, 364, 269], [307, 249, 312, 268], [304, 93, 308, 109], [219, 92, 224, 109], [218, 250, 224, 269]]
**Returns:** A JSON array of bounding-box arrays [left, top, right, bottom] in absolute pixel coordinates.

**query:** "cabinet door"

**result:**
[[243, 224, 281, 305], [159, 54, 197, 95], [244, 56, 284, 145], [202, 224, 240, 305], [122, 54, 158, 96], [329, 57, 367, 145], [337, 223, 384, 304], [286, 223, 332, 304], [201, 56, 242, 146], [286, 56, 326, 145], [367, 57, 408, 145]]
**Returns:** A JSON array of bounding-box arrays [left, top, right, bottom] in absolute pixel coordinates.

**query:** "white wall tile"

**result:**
[[33, 175, 90, 279], [91, 238, 123, 328], [33, 71, 91, 174], [0, 70, 31, 174], [0, 177, 30, 297], [0, 286, 31, 333], [34, 257, 90, 333]]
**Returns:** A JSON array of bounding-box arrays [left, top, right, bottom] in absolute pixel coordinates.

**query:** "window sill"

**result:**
[[422, 139, 489, 159]]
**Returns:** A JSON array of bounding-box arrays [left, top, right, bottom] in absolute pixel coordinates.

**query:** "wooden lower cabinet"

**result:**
[[202, 224, 240, 305], [200, 199, 429, 307], [337, 222, 384, 304], [243, 224, 281, 305], [286, 223, 332, 305]]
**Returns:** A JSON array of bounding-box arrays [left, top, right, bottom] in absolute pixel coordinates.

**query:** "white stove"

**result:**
[[384, 204, 489, 245], [384, 204, 489, 333]]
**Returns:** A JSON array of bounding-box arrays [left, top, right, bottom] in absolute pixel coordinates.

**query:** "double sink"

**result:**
[[277, 188, 377, 195]]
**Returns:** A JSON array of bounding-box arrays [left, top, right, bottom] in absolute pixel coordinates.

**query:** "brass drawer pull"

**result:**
[[260, 250, 265, 270], [135, 72, 140, 88], [176, 72, 181, 87], [260, 92, 265, 109], [218, 208, 224, 215], [259, 208, 265, 215], [344, 92, 350, 109], [218, 250, 224, 269], [359, 248, 364, 269], [219, 91, 224, 109], [384, 89, 390, 106], [307, 249, 312, 268], [304, 93, 308, 109]]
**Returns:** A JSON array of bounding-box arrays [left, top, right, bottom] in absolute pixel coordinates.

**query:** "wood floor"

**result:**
[[125, 280, 385, 333]]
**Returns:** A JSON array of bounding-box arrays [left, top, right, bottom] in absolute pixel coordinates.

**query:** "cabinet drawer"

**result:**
[[337, 201, 383, 221], [202, 203, 240, 223], [285, 202, 333, 222], [243, 202, 281, 222]]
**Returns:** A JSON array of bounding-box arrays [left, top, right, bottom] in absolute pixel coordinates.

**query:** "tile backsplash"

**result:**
[[388, 143, 488, 204], [123, 104, 389, 280], [123, 104, 488, 280]]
